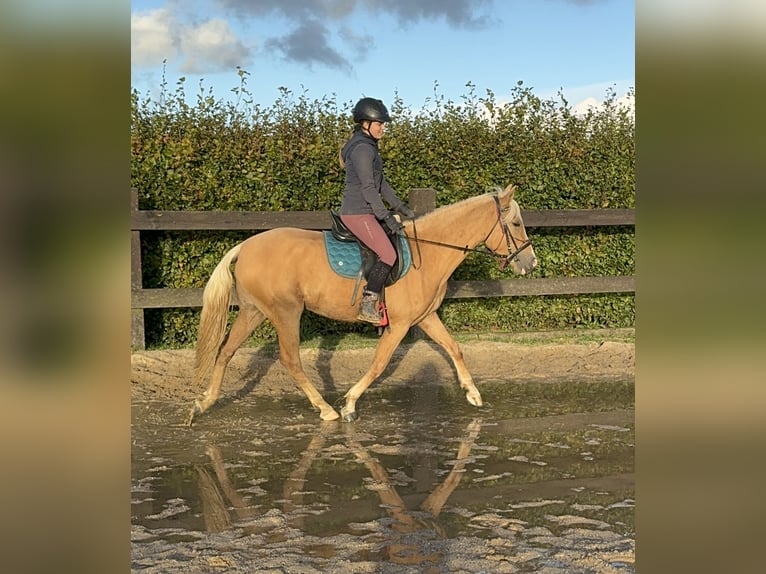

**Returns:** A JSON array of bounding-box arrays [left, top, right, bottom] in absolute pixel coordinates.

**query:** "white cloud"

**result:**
[[571, 93, 634, 117], [131, 8, 178, 67], [540, 81, 635, 117], [546, 80, 633, 106], [179, 18, 251, 74], [471, 84, 634, 126], [132, 7, 251, 74]]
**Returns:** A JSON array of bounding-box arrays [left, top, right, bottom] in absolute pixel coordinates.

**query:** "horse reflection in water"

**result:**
[[194, 430, 330, 536], [346, 419, 482, 569], [195, 419, 482, 569]]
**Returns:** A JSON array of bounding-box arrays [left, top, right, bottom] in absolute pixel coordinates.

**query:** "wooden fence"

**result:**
[[131, 188, 635, 350]]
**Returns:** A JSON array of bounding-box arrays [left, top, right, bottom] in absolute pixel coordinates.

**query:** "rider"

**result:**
[[339, 97, 415, 324]]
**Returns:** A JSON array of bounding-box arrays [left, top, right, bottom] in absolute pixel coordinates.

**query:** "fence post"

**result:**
[[407, 189, 437, 341], [408, 188, 436, 216], [131, 188, 146, 351]]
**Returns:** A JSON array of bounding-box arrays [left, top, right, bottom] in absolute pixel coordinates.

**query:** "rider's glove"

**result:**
[[382, 212, 404, 234]]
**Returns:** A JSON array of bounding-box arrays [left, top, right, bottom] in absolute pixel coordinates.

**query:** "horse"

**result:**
[[187, 183, 537, 425]]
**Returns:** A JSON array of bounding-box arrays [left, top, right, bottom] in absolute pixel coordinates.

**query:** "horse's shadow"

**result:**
[[201, 341, 281, 414], [205, 330, 455, 416], [317, 331, 456, 407]]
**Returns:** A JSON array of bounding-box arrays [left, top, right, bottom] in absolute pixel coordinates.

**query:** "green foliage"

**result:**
[[439, 293, 635, 333], [132, 73, 634, 348]]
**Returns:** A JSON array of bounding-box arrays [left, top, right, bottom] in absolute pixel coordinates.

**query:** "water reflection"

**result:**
[[195, 445, 257, 534], [194, 422, 336, 536], [193, 418, 483, 570], [132, 380, 635, 572], [338, 418, 480, 568]]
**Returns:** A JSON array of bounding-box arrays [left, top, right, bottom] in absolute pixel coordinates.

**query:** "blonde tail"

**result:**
[[194, 243, 243, 384]]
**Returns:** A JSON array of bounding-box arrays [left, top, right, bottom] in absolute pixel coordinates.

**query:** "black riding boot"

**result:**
[[357, 261, 392, 324]]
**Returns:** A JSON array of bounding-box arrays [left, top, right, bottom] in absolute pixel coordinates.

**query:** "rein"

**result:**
[[407, 194, 532, 271]]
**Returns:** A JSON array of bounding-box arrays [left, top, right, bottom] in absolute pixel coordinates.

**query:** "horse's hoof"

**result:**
[[342, 409, 359, 423], [185, 401, 202, 427], [465, 391, 483, 407], [320, 408, 341, 421]]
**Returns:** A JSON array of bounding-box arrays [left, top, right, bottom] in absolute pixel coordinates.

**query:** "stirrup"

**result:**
[[357, 292, 382, 324], [357, 311, 383, 325], [357, 307, 383, 324]]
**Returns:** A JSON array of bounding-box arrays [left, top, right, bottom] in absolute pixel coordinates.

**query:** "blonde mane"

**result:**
[[417, 190, 498, 224]]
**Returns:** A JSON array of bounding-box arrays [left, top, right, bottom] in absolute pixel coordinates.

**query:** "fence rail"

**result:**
[[131, 188, 635, 350], [131, 208, 635, 231]]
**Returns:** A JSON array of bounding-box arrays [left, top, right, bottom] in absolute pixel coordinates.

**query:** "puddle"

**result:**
[[132, 380, 634, 573]]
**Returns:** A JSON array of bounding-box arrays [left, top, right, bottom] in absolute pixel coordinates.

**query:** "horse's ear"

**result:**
[[499, 184, 516, 207]]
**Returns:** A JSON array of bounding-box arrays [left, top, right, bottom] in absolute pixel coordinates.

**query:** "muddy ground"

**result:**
[[131, 329, 635, 573], [131, 329, 635, 404]]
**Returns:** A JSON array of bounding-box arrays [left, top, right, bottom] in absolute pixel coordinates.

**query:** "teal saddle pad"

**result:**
[[323, 231, 412, 279]]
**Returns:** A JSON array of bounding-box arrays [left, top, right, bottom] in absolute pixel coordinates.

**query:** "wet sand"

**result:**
[[132, 333, 635, 573]]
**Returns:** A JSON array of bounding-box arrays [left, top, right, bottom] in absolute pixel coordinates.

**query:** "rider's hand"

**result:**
[[382, 212, 404, 234]]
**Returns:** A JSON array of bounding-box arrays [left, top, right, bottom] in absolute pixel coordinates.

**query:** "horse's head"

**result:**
[[489, 184, 537, 275]]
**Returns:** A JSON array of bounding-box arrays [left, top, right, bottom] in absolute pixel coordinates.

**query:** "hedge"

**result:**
[[131, 71, 634, 348]]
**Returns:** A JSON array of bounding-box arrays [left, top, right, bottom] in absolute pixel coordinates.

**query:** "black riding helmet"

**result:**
[[352, 97, 392, 123]]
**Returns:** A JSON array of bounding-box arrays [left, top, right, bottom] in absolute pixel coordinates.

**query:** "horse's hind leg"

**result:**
[[188, 305, 265, 424], [271, 310, 340, 421], [417, 312, 483, 407]]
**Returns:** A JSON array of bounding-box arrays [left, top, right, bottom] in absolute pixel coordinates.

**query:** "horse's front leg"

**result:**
[[341, 324, 409, 422], [416, 313, 483, 407]]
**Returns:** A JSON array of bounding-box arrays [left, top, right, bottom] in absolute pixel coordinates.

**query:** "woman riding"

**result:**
[[339, 97, 415, 324]]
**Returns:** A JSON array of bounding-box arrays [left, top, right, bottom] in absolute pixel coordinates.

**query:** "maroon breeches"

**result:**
[[339, 214, 397, 266]]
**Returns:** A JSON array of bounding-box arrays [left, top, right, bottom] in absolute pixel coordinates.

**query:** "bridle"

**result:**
[[485, 194, 534, 270], [407, 193, 533, 271]]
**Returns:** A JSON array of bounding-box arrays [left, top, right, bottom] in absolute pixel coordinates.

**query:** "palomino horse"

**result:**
[[187, 184, 536, 425]]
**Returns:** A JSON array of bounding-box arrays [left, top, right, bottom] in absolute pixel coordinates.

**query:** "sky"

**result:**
[[131, 0, 635, 112]]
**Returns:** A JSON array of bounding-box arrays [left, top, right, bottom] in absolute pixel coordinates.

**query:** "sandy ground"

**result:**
[[131, 329, 635, 403]]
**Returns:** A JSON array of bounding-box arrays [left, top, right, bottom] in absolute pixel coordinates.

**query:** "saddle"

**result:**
[[325, 210, 410, 286]]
